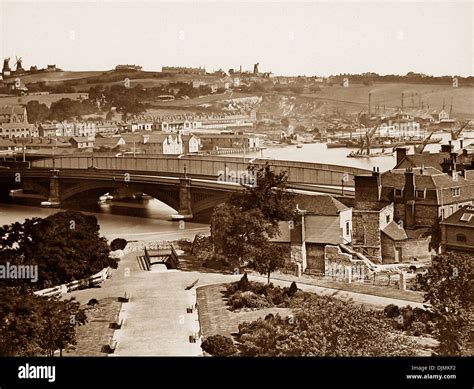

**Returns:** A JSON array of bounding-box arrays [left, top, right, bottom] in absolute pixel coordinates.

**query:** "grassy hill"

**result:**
[[303, 82, 474, 118]]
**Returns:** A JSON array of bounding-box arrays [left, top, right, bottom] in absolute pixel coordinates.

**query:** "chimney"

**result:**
[[403, 167, 415, 200], [441, 143, 454, 153], [440, 157, 452, 173], [372, 166, 380, 178], [395, 147, 408, 166], [403, 168, 416, 229]]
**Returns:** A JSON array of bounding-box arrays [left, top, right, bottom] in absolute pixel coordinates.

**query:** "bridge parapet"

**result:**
[[31, 155, 369, 187]]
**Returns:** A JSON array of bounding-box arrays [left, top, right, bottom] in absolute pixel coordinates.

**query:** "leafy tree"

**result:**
[[251, 241, 286, 283], [417, 253, 473, 356], [0, 290, 85, 356], [212, 165, 297, 279], [0, 211, 117, 289], [26, 100, 50, 123]]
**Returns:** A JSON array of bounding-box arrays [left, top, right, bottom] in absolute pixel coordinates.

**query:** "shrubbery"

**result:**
[[201, 335, 237, 356], [384, 304, 436, 336], [225, 274, 299, 310], [110, 238, 127, 251]]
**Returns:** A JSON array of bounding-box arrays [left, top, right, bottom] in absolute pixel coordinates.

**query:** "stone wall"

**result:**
[[381, 234, 431, 263], [305, 244, 325, 274]]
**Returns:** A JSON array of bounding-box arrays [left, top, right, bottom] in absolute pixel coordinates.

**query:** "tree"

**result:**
[[417, 253, 473, 355], [251, 241, 286, 283], [211, 164, 297, 278], [0, 211, 117, 289], [26, 100, 50, 123], [0, 290, 85, 356]]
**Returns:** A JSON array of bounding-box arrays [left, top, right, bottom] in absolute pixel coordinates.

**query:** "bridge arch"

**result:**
[[60, 180, 181, 212]]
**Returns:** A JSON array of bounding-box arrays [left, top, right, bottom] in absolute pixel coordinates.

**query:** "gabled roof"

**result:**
[[295, 194, 349, 216], [382, 221, 408, 241]]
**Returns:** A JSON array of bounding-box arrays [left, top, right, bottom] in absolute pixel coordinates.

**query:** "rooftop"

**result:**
[[440, 205, 474, 228]]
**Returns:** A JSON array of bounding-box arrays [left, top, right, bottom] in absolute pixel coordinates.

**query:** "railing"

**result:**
[[31, 155, 370, 187], [34, 267, 111, 298]]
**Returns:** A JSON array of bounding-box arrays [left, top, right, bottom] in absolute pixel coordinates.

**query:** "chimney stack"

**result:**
[[395, 147, 408, 166], [403, 167, 415, 200]]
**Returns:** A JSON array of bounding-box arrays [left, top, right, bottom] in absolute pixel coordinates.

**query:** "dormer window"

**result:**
[[416, 190, 425, 199], [451, 187, 461, 197]]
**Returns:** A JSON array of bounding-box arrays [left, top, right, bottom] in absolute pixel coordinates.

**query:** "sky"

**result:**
[[0, 1, 472, 76]]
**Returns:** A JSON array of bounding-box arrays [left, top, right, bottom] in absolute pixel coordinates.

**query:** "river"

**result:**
[[241, 132, 474, 172], [0, 200, 210, 242]]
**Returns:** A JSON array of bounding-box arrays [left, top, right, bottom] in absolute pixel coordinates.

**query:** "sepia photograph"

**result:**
[[0, 0, 472, 387]]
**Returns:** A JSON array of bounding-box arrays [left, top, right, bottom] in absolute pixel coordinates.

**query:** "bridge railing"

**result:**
[[31, 155, 370, 187]]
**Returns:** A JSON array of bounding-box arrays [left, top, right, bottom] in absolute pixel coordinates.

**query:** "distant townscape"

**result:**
[[0, 56, 472, 363]]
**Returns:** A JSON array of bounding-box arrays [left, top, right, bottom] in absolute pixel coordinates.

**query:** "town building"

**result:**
[[198, 134, 260, 151], [0, 105, 37, 138], [440, 205, 474, 253], [93, 135, 125, 151], [141, 133, 183, 155], [352, 164, 474, 263], [68, 136, 94, 149], [272, 195, 352, 273]]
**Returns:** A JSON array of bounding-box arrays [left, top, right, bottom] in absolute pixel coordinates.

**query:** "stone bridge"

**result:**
[[0, 155, 368, 221]]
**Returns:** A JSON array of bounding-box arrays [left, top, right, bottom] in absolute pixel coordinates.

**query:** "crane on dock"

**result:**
[[451, 120, 470, 140]]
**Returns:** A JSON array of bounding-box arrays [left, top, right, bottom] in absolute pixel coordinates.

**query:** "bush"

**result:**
[[288, 281, 298, 297], [228, 291, 272, 310], [201, 335, 238, 357], [410, 321, 426, 336], [400, 306, 415, 328], [384, 304, 400, 318], [110, 238, 127, 251], [237, 273, 250, 292]]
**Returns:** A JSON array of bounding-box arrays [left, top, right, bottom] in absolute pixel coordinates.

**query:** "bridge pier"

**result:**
[[178, 178, 193, 219], [48, 170, 61, 207]]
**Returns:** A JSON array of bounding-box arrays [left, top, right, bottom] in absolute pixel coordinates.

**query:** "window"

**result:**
[[345, 221, 350, 236], [416, 190, 425, 199], [451, 187, 460, 197], [456, 234, 467, 243], [386, 215, 390, 224], [394, 189, 403, 197]]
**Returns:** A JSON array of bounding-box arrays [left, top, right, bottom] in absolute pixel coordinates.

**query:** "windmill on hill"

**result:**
[[14, 56, 24, 73]]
